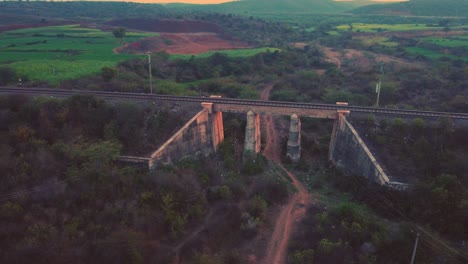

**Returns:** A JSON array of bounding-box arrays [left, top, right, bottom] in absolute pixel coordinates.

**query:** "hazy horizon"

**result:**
[[24, 0, 409, 5], [119, 0, 408, 3]]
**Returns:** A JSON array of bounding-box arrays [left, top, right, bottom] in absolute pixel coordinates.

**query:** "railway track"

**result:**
[[1, 86, 468, 120]]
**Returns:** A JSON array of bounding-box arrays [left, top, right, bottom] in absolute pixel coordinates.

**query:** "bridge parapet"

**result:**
[[213, 103, 341, 119]]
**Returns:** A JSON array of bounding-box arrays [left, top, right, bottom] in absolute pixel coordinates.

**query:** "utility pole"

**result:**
[[147, 51, 153, 94], [375, 62, 384, 107], [410, 232, 420, 264]]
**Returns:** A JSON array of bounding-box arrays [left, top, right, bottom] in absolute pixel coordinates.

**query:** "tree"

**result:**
[[112, 27, 126, 44], [0, 67, 16, 85], [101, 66, 117, 81]]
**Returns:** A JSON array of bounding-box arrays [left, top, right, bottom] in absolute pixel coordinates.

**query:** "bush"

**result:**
[[316, 239, 343, 255], [0, 67, 16, 85], [242, 153, 266, 175], [288, 249, 314, 264], [101, 66, 117, 81], [217, 185, 233, 200], [247, 195, 268, 220]]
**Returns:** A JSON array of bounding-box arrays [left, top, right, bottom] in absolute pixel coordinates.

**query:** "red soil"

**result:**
[[259, 84, 312, 264], [161, 33, 249, 54], [117, 32, 250, 55], [110, 18, 250, 55]]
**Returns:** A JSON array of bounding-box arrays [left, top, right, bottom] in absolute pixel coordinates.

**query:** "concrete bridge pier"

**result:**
[[286, 113, 301, 162], [244, 110, 261, 154], [202, 102, 224, 152]]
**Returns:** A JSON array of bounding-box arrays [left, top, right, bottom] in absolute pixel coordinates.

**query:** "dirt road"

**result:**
[[260, 84, 311, 264]]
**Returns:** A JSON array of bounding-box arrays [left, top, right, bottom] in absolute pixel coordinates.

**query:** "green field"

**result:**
[[405, 47, 468, 61], [0, 25, 158, 84], [169, 47, 281, 60], [420, 36, 468, 47], [336, 23, 442, 33], [0, 25, 276, 85]]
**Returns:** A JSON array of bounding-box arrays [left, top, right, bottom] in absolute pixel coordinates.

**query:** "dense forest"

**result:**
[[0, 94, 296, 263]]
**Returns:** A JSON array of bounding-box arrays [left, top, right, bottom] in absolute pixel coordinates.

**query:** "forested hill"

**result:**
[[0, 2, 169, 22], [352, 0, 468, 17], [167, 0, 360, 14]]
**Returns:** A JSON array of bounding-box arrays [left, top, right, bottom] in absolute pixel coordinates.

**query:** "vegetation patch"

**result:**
[[420, 36, 468, 48], [336, 23, 442, 33], [405, 47, 468, 61], [169, 47, 281, 60], [0, 25, 157, 84]]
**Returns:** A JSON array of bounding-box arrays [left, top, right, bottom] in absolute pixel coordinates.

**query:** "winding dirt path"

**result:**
[[260, 84, 311, 264]]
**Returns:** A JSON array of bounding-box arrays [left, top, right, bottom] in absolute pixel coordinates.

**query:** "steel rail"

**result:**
[[1, 87, 467, 119]]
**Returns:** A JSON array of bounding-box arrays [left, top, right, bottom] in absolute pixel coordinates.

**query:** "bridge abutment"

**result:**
[[149, 102, 224, 168], [328, 110, 348, 161], [329, 110, 409, 190], [286, 113, 301, 162], [244, 110, 261, 154]]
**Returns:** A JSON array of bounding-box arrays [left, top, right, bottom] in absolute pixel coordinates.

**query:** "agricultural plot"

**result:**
[[420, 36, 468, 48], [0, 24, 276, 85], [336, 23, 442, 33], [405, 47, 468, 61], [405, 34, 468, 61], [169, 47, 280, 60], [0, 25, 157, 84]]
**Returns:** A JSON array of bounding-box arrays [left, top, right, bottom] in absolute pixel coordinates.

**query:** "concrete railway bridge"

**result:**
[[3, 87, 468, 190]]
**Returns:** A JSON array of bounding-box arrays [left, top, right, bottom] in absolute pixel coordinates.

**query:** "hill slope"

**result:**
[[168, 0, 361, 14], [352, 0, 468, 17], [0, 1, 169, 22]]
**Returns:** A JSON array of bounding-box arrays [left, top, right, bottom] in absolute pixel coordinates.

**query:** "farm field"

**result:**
[[0, 24, 274, 85], [420, 36, 468, 47], [405, 47, 468, 61], [169, 47, 280, 60], [336, 23, 443, 32], [0, 25, 158, 84]]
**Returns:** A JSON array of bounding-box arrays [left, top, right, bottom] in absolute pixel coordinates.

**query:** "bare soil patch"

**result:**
[[321, 46, 422, 70], [109, 18, 250, 55], [117, 32, 250, 55], [322, 47, 342, 68]]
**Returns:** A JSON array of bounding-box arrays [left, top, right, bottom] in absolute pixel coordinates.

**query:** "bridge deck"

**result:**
[[1, 87, 467, 120]]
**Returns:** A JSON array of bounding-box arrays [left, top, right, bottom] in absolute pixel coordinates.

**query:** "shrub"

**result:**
[[317, 239, 342, 255], [217, 185, 233, 200], [242, 153, 266, 175], [0, 67, 17, 85], [248, 195, 268, 220], [288, 249, 314, 264], [101, 66, 117, 81]]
